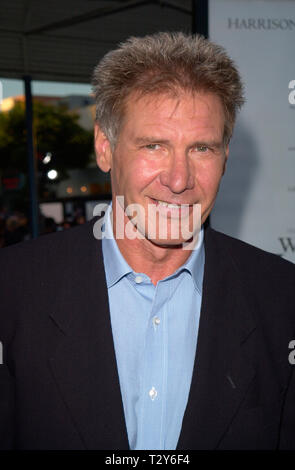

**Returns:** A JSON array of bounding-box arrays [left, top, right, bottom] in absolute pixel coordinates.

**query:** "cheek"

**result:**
[[130, 157, 161, 188], [195, 160, 224, 195], [112, 156, 159, 196]]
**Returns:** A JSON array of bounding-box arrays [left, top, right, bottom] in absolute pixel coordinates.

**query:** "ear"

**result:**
[[94, 123, 112, 173], [222, 144, 229, 175]]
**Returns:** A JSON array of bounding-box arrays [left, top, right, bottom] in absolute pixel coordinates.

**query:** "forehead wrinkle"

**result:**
[[122, 91, 225, 144], [167, 97, 181, 119], [136, 110, 222, 144]]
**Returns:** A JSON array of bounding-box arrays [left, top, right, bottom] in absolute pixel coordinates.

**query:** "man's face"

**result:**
[[95, 90, 228, 246]]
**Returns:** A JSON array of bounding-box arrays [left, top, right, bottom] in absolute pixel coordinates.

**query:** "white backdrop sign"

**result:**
[[209, 0, 295, 263]]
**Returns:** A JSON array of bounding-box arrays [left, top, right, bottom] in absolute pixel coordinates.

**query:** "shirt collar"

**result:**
[[101, 202, 204, 292], [102, 203, 133, 288], [171, 227, 204, 294]]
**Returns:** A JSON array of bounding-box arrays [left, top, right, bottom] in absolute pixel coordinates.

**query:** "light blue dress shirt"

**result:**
[[101, 204, 205, 450]]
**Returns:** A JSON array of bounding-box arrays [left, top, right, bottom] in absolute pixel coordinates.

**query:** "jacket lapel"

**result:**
[[177, 227, 257, 449], [48, 219, 129, 449]]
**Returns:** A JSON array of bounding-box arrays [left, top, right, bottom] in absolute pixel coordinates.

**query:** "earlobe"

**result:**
[[94, 123, 112, 173]]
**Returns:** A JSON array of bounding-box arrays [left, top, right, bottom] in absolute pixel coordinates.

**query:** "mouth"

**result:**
[[149, 197, 192, 209], [155, 199, 182, 209], [141, 197, 200, 239], [147, 197, 193, 220]]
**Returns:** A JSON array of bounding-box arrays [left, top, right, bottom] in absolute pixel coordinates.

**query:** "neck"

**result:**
[[111, 202, 194, 285], [116, 237, 193, 286]]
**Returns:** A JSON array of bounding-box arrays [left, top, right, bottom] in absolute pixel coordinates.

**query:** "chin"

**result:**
[[146, 235, 194, 249]]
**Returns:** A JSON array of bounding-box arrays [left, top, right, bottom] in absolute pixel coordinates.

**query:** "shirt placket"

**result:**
[[137, 280, 170, 450]]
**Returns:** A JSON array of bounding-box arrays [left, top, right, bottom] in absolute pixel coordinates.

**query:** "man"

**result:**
[[0, 32, 295, 450]]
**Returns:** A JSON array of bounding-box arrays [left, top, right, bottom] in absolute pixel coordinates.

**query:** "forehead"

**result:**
[[121, 90, 225, 136]]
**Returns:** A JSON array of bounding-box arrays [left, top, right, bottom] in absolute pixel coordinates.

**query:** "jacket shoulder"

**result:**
[[207, 227, 295, 278], [0, 220, 102, 340], [206, 226, 295, 342], [0, 219, 100, 269]]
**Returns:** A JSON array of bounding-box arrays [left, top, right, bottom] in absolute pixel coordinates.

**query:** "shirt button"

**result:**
[[135, 275, 143, 284], [149, 387, 157, 401], [153, 316, 160, 327]]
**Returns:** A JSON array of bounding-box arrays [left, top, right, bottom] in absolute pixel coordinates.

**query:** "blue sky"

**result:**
[[1, 77, 92, 99]]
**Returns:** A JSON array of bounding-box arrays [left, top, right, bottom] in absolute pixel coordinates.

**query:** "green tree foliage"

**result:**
[[0, 100, 94, 175], [0, 101, 27, 172]]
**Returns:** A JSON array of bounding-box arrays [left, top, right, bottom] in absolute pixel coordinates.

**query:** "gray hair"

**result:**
[[92, 31, 245, 148]]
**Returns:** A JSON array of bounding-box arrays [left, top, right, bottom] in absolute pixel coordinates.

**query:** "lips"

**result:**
[[156, 200, 181, 209], [149, 197, 192, 208]]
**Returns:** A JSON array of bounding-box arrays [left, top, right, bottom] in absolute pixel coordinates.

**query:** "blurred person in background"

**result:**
[[3, 213, 29, 246], [74, 214, 86, 226], [41, 217, 57, 235], [0, 217, 5, 248]]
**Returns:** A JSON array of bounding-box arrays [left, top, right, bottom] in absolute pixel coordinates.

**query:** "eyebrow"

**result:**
[[134, 137, 170, 146], [191, 140, 224, 149]]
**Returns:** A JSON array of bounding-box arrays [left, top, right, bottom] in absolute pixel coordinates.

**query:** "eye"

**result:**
[[195, 145, 209, 153], [145, 143, 161, 150]]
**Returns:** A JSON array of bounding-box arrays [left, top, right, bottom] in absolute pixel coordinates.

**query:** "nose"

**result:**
[[159, 151, 194, 193]]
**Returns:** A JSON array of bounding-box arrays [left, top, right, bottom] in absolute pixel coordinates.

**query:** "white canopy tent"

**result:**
[[0, 0, 194, 83]]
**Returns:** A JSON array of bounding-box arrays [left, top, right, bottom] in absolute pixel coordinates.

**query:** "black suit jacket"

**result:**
[[0, 218, 295, 450]]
